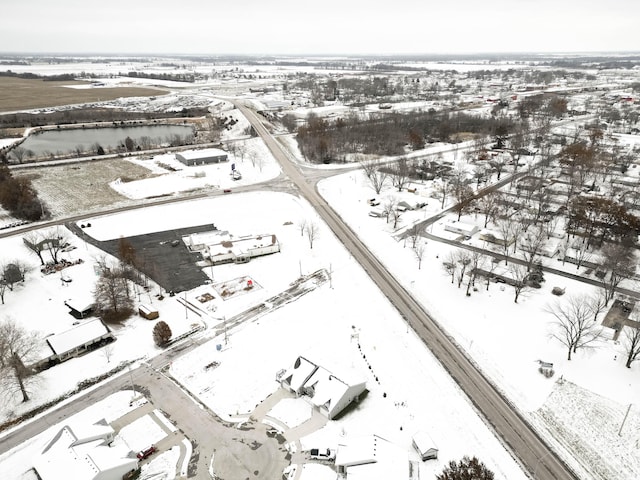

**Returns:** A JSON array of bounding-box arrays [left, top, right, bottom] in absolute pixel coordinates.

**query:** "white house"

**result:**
[[335, 434, 409, 479], [34, 421, 138, 480], [278, 356, 367, 420], [43, 319, 114, 364], [444, 220, 479, 237]]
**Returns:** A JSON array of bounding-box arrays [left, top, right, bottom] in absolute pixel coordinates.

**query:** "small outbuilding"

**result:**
[[175, 148, 228, 166], [138, 304, 159, 320], [412, 431, 438, 461]]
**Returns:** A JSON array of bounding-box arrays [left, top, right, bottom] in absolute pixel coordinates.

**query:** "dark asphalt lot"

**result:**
[[68, 222, 215, 293]]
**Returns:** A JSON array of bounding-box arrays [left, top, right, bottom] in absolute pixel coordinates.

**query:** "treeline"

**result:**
[[0, 106, 209, 129], [0, 165, 47, 221], [0, 70, 77, 81], [296, 110, 516, 163], [125, 71, 195, 83]]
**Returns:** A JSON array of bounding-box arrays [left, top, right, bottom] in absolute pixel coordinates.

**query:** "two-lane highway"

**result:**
[[238, 104, 580, 480]]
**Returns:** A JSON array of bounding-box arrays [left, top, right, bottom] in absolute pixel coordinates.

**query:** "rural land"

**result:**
[[1, 52, 640, 480]]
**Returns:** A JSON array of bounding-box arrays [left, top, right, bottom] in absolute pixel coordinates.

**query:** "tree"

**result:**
[[442, 251, 459, 284], [117, 237, 137, 267], [361, 159, 387, 194], [390, 157, 410, 192], [23, 232, 46, 265], [305, 221, 320, 249], [599, 243, 636, 305], [495, 218, 514, 264], [519, 225, 547, 272], [1, 260, 29, 291], [509, 264, 531, 303], [0, 317, 41, 403], [435, 178, 452, 209], [547, 295, 602, 360], [436, 455, 494, 480], [623, 327, 640, 368], [93, 260, 133, 323], [124, 136, 135, 152], [153, 321, 172, 346], [297, 218, 307, 237], [477, 192, 501, 228], [382, 197, 398, 224], [413, 241, 426, 270]]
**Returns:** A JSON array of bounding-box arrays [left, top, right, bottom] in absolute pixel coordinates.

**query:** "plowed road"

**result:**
[[237, 104, 579, 480]]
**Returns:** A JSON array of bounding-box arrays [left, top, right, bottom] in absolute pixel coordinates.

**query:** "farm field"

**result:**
[[0, 77, 167, 112], [14, 158, 157, 216]]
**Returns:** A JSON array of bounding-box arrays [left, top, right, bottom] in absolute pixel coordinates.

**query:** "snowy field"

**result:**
[[1, 92, 640, 479]]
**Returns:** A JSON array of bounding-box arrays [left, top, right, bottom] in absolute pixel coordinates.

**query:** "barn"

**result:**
[[175, 148, 228, 166]]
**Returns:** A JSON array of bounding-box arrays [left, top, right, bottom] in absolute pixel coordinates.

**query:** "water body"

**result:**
[[20, 124, 194, 156]]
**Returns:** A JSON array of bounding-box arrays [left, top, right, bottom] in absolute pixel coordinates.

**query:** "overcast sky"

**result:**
[[2, 0, 639, 56]]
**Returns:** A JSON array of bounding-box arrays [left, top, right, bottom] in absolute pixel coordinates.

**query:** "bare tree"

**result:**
[[23, 231, 46, 266], [484, 255, 500, 291], [0, 317, 41, 402], [102, 343, 115, 364], [455, 250, 472, 289], [519, 225, 547, 272], [509, 264, 531, 303], [465, 250, 485, 296], [547, 295, 602, 360], [413, 241, 426, 270], [495, 217, 515, 264], [361, 159, 387, 194], [45, 226, 69, 265], [93, 259, 133, 323], [477, 192, 501, 228], [297, 218, 307, 237], [442, 251, 459, 284], [382, 197, 398, 224], [407, 224, 422, 249], [435, 178, 452, 209], [390, 157, 411, 192], [0, 279, 6, 305], [305, 221, 320, 249], [623, 327, 640, 368], [599, 243, 636, 305]]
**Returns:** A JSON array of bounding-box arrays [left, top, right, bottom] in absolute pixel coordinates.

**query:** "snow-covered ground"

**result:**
[[1, 99, 640, 479]]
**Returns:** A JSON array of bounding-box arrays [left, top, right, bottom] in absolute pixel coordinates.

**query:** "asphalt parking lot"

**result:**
[[69, 222, 214, 293]]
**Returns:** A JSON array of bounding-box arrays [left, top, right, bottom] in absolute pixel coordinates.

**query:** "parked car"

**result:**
[[137, 445, 157, 460], [309, 448, 336, 460]]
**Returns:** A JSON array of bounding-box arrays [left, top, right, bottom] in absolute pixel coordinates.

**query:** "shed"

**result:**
[[64, 298, 94, 319], [412, 431, 438, 461], [138, 304, 159, 320]]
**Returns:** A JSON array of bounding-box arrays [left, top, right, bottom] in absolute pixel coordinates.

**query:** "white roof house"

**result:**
[[335, 435, 409, 479], [278, 356, 367, 420], [45, 319, 114, 361], [34, 422, 137, 480]]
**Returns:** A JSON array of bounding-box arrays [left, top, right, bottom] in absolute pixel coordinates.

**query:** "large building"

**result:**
[[175, 148, 228, 166]]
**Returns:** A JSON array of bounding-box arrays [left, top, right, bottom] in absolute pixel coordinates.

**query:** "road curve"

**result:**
[[238, 105, 580, 480]]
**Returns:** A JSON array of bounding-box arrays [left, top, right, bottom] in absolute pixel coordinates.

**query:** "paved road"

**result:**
[[238, 103, 579, 480]]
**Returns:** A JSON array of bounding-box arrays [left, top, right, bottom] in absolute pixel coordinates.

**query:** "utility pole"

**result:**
[[619, 403, 632, 436]]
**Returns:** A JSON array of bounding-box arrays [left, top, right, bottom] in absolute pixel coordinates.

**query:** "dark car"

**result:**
[[137, 445, 157, 460]]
